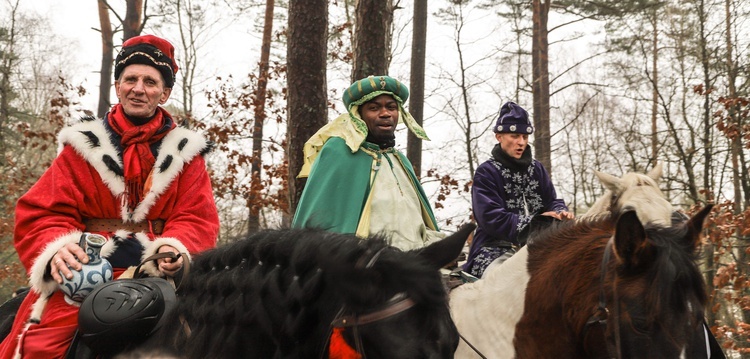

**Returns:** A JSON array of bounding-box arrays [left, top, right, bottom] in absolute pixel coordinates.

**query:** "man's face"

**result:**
[[360, 94, 400, 139], [114, 64, 171, 119], [496, 132, 529, 159]]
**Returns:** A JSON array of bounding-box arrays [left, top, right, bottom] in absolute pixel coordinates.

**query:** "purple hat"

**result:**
[[494, 101, 534, 134]]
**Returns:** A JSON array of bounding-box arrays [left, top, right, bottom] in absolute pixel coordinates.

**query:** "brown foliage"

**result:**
[[701, 201, 750, 353], [0, 77, 84, 302], [201, 63, 290, 226]]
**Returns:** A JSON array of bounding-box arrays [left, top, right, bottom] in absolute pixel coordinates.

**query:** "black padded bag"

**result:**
[[77, 277, 176, 355]]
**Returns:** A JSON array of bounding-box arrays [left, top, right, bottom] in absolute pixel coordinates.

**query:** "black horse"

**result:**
[[94, 225, 471, 358]]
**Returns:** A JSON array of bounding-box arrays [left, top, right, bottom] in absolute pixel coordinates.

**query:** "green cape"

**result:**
[[292, 137, 438, 236]]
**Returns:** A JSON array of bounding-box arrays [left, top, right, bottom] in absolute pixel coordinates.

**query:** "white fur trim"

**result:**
[[58, 119, 210, 223], [129, 127, 209, 222], [29, 295, 49, 323], [136, 233, 192, 278], [28, 231, 82, 297], [58, 120, 125, 196], [98, 229, 131, 259]]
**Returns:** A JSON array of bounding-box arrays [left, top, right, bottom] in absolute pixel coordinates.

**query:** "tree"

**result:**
[[407, 0, 427, 177], [531, 0, 552, 171], [351, 0, 394, 81], [96, 0, 114, 118], [247, 0, 276, 233], [286, 0, 328, 216]]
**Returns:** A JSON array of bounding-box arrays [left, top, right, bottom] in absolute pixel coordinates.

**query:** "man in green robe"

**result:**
[[292, 75, 443, 250]]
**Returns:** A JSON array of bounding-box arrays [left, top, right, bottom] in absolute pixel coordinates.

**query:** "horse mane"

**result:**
[[153, 228, 449, 358], [526, 214, 706, 336]]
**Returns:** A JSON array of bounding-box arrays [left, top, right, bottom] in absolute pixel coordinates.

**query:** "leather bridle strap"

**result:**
[[330, 295, 416, 328]]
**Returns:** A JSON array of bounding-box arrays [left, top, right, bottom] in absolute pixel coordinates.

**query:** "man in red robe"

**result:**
[[0, 34, 220, 358]]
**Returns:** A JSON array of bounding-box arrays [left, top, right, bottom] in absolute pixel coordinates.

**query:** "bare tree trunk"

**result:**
[[287, 0, 328, 217], [696, 0, 714, 201], [351, 0, 393, 81], [650, 14, 658, 168], [247, 0, 275, 234], [531, 0, 551, 172], [407, 0, 427, 178], [123, 0, 144, 40], [723, 0, 742, 215], [174, 0, 196, 128], [97, 0, 114, 119]]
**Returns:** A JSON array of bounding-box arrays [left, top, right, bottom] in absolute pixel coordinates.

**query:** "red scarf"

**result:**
[[108, 104, 175, 212]]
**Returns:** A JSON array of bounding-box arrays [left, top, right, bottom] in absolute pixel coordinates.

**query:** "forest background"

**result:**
[[1, 0, 749, 356]]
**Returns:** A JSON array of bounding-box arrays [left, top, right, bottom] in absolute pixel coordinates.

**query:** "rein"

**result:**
[[583, 237, 622, 359]]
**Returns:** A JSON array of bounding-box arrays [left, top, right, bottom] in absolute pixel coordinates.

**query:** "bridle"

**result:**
[[328, 293, 417, 358], [583, 237, 622, 359], [320, 247, 418, 359]]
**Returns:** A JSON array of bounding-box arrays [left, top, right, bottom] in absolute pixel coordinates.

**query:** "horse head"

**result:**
[[586, 163, 673, 226], [589, 204, 713, 358], [515, 204, 713, 358], [143, 224, 473, 359]]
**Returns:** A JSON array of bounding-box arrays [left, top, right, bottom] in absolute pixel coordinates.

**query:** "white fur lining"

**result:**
[[136, 233, 192, 278], [58, 119, 209, 223], [57, 120, 124, 196], [28, 231, 82, 297]]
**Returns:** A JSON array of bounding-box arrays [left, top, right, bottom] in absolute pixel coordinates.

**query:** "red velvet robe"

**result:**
[[0, 117, 219, 359]]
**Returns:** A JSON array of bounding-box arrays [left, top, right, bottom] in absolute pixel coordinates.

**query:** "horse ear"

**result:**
[[613, 210, 653, 271], [647, 162, 663, 182], [414, 223, 476, 270], [684, 204, 714, 248], [594, 170, 622, 192]]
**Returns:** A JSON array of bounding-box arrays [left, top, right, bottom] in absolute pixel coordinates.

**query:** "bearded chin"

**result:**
[[366, 132, 396, 149]]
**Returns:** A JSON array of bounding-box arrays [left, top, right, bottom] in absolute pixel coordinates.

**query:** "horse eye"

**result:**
[[629, 318, 651, 335]]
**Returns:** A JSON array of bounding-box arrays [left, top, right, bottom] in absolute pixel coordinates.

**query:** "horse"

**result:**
[[582, 162, 672, 226], [514, 204, 713, 358], [451, 164, 674, 358], [101, 224, 474, 359]]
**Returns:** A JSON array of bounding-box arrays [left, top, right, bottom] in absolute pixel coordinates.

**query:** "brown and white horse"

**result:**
[[451, 164, 674, 358]]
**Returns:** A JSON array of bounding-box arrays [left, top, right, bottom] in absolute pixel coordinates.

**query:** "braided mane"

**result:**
[[149, 228, 451, 358]]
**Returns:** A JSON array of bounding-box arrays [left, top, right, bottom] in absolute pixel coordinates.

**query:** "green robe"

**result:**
[[292, 137, 439, 237]]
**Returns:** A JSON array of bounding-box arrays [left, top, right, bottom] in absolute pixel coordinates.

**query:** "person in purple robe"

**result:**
[[463, 101, 574, 278]]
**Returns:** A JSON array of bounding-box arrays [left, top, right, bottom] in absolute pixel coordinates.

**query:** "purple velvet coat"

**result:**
[[464, 156, 567, 272]]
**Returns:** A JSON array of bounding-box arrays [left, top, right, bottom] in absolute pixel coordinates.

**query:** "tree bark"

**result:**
[[247, 0, 275, 233], [531, 0, 551, 173], [650, 14, 658, 167], [351, 0, 393, 81], [407, 0, 427, 178], [123, 0, 143, 40], [97, 0, 114, 119], [286, 0, 328, 217]]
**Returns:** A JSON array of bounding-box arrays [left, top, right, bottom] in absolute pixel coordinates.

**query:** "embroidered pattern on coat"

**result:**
[[490, 159, 541, 233]]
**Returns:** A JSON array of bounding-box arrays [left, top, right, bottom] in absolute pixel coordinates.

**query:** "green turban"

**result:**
[[298, 75, 430, 178]]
